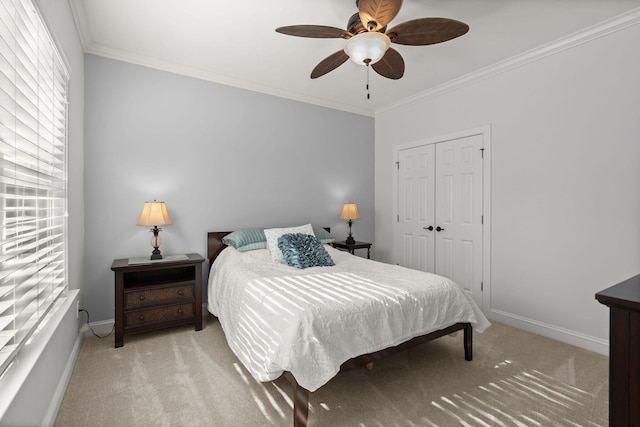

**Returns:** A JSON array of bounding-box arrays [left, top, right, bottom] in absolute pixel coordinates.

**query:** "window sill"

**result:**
[[0, 289, 80, 424]]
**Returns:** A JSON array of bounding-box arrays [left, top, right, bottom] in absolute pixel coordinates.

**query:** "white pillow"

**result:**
[[264, 224, 314, 263]]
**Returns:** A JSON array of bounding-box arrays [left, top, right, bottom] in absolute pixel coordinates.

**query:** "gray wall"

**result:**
[[84, 55, 375, 322], [375, 15, 640, 353]]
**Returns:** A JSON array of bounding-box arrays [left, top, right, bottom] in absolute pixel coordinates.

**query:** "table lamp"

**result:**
[[137, 200, 172, 259], [340, 202, 360, 245]]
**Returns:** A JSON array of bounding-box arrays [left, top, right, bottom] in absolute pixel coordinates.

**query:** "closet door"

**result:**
[[435, 135, 484, 304], [397, 144, 436, 272], [397, 134, 484, 308]]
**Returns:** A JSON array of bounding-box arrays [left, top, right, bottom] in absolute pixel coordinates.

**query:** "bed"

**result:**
[[206, 228, 490, 427]]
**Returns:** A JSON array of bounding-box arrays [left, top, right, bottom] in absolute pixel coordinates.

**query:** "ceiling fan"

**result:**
[[275, 0, 469, 81]]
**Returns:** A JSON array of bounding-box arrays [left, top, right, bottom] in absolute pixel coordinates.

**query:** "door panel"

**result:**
[[441, 237, 454, 279]]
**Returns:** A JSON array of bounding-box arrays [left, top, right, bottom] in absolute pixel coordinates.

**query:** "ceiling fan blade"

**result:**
[[386, 18, 469, 46], [371, 47, 404, 79], [276, 25, 351, 39], [358, 0, 403, 32], [311, 50, 349, 79]]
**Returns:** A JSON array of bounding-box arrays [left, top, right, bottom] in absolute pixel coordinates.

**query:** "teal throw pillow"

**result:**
[[312, 225, 335, 244], [222, 228, 267, 252], [278, 233, 335, 269]]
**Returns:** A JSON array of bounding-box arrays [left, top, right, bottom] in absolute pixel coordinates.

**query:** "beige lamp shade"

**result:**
[[340, 203, 360, 220], [137, 201, 172, 226]]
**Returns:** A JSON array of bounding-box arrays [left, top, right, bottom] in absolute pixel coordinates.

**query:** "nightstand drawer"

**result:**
[[124, 283, 194, 309], [125, 303, 194, 328]]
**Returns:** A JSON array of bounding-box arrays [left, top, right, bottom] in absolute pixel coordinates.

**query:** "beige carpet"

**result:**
[[54, 316, 608, 427]]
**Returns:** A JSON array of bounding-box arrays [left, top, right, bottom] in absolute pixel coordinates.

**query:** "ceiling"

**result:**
[[69, 0, 640, 116]]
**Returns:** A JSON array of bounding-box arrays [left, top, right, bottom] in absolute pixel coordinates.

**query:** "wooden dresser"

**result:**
[[111, 253, 205, 348], [595, 274, 640, 427]]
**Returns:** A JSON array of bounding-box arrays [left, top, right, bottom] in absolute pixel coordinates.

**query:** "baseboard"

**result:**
[[89, 308, 608, 356], [488, 309, 608, 356], [84, 319, 115, 337]]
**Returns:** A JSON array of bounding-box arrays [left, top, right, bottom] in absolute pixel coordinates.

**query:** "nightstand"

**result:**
[[111, 253, 205, 348], [331, 241, 372, 259]]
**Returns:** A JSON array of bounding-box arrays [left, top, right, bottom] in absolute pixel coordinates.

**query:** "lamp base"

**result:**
[[150, 248, 162, 260], [150, 226, 163, 259], [345, 236, 356, 245]]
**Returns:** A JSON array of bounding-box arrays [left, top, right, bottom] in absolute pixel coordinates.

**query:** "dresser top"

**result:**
[[596, 274, 640, 312]]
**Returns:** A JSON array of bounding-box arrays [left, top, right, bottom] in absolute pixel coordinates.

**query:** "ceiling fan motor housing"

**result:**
[[347, 12, 386, 35]]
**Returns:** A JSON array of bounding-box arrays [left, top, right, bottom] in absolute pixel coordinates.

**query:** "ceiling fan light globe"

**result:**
[[344, 32, 390, 65]]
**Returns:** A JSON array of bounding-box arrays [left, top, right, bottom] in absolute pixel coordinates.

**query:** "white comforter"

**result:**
[[207, 245, 490, 392]]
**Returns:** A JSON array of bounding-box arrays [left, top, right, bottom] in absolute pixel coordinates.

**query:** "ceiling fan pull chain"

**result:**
[[366, 63, 370, 99]]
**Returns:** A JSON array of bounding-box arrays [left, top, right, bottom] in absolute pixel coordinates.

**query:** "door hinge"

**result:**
[[395, 161, 399, 169], [481, 281, 484, 291], [480, 148, 485, 158], [397, 214, 399, 222], [481, 215, 484, 225]]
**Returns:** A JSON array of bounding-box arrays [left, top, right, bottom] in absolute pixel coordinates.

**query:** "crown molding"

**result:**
[[376, 7, 640, 116], [84, 43, 374, 117], [68, 0, 92, 53], [69, 0, 639, 118], [68, 0, 372, 117]]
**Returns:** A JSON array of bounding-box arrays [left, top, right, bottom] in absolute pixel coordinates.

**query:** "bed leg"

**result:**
[[292, 380, 310, 427], [464, 323, 473, 361]]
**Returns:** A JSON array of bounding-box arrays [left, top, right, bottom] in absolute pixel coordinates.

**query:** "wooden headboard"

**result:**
[[207, 227, 331, 268], [207, 231, 232, 266]]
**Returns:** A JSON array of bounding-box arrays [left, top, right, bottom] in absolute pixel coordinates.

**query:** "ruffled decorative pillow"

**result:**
[[278, 233, 335, 269]]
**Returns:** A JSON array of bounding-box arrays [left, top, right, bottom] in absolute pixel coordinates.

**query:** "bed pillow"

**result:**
[[312, 225, 335, 244], [221, 228, 266, 252], [264, 224, 314, 263], [278, 233, 335, 269]]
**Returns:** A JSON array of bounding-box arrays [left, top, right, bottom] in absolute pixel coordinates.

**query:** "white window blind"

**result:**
[[0, 0, 69, 375]]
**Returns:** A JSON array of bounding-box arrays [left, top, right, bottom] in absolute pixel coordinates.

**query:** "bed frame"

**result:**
[[207, 231, 473, 427]]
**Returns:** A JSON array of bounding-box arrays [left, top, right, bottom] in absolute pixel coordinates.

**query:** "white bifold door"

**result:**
[[397, 134, 484, 308]]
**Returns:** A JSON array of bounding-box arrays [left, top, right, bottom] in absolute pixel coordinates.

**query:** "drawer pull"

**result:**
[[139, 295, 145, 301], [177, 308, 183, 314], [139, 315, 145, 321], [178, 290, 184, 296]]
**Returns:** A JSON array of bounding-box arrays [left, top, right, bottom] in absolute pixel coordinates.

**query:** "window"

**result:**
[[0, 0, 69, 375]]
